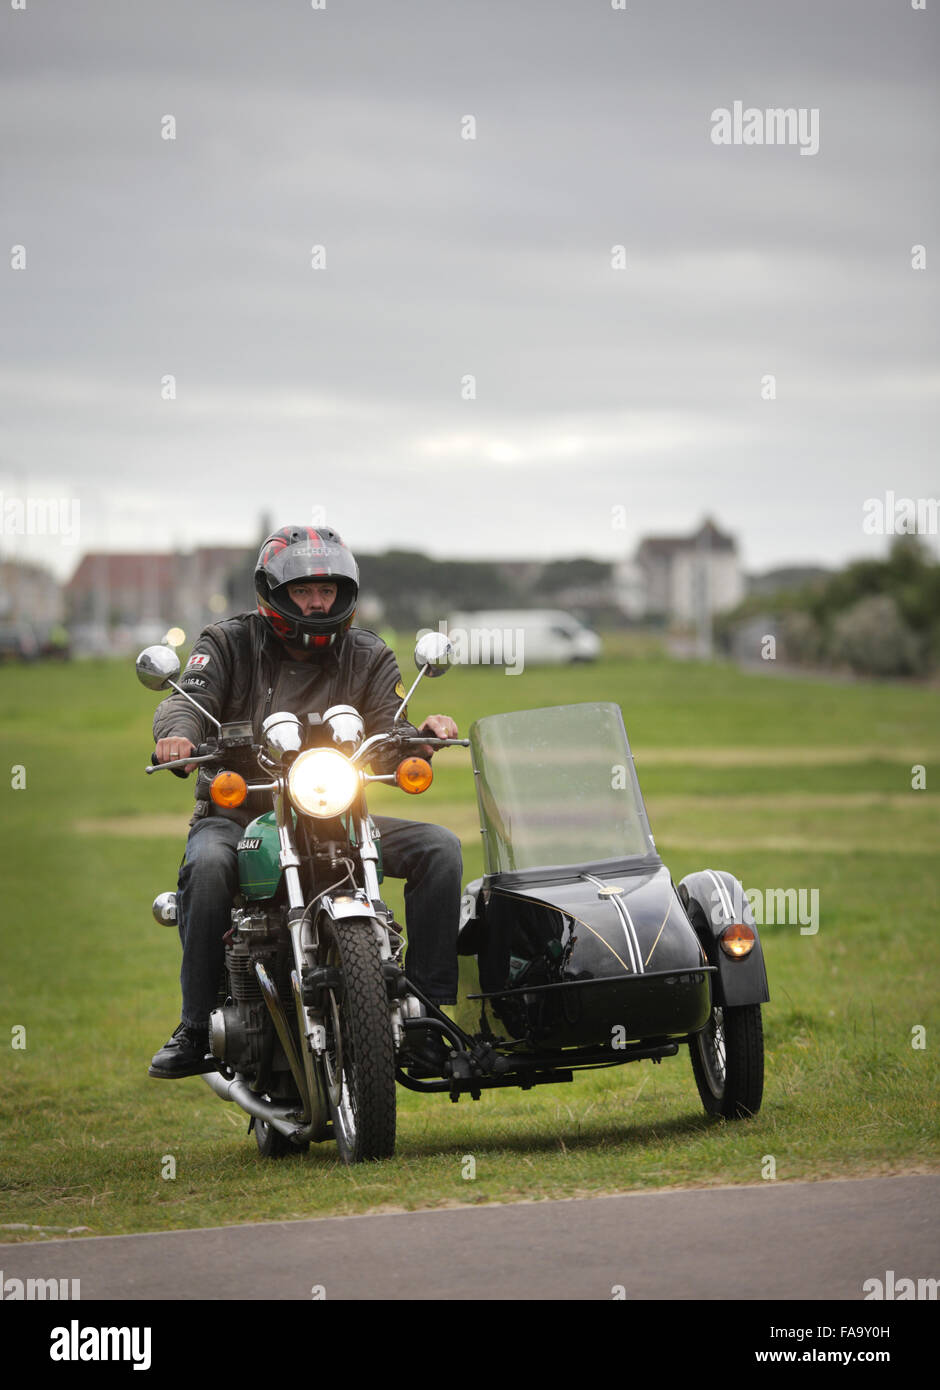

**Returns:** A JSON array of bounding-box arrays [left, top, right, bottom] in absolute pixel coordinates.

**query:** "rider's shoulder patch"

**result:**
[[394, 680, 405, 699]]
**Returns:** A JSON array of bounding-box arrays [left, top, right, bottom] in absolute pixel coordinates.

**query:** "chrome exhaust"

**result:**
[[200, 1070, 306, 1141], [254, 961, 311, 1121]]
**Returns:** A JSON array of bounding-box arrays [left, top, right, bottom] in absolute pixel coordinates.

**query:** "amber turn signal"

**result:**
[[395, 756, 433, 794], [210, 771, 248, 808], [719, 922, 756, 959]]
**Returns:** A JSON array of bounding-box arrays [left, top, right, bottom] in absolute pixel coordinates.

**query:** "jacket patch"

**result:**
[[185, 653, 211, 670], [394, 680, 406, 699], [183, 676, 208, 688]]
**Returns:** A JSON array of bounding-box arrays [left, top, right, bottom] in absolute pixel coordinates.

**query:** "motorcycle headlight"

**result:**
[[287, 748, 361, 819]]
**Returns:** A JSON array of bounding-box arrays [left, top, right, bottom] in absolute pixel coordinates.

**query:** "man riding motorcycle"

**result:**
[[148, 524, 462, 1079]]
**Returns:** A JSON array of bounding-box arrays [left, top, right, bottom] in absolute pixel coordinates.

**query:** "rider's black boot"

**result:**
[[148, 1023, 218, 1079]]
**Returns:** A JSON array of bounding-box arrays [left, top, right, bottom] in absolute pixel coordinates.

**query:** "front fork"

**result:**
[[273, 788, 406, 1132]]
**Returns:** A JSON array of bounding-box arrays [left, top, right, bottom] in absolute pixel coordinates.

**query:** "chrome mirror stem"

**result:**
[[164, 678, 223, 732]]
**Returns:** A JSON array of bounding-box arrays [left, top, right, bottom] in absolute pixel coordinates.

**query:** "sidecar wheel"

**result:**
[[690, 1003, 763, 1119], [319, 916, 397, 1164]]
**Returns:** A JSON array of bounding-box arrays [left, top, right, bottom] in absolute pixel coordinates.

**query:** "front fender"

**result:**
[[320, 890, 379, 923], [679, 869, 770, 1008]]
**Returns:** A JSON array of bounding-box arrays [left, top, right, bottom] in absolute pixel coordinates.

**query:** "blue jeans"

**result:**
[[176, 814, 462, 1027]]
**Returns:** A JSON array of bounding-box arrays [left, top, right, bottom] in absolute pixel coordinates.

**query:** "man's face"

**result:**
[[286, 579, 338, 616]]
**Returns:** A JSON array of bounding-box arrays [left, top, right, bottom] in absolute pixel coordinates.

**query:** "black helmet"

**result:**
[[255, 525, 359, 650]]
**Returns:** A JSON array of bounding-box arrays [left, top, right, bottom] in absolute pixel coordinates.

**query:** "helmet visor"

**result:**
[[260, 533, 359, 591]]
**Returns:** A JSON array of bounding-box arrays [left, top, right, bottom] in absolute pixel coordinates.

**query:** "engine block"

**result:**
[[209, 906, 293, 1077]]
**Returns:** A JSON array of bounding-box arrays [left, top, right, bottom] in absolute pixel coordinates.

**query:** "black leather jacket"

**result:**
[[153, 613, 423, 825]]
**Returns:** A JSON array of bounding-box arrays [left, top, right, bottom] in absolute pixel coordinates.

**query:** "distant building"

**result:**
[[622, 517, 745, 623], [65, 547, 250, 645], [0, 558, 64, 625], [611, 560, 646, 620], [66, 553, 176, 629]]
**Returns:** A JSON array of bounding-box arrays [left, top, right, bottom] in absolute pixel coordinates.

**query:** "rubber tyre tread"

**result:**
[[322, 916, 397, 1163], [255, 1117, 296, 1159], [690, 1002, 764, 1119]]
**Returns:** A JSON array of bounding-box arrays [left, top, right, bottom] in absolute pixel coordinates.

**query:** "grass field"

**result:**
[[1, 642, 938, 1242]]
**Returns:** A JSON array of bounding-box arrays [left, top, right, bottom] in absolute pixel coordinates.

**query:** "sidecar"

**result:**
[[453, 702, 768, 1117]]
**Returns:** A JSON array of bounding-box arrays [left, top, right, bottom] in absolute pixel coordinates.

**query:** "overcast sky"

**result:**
[[2, 0, 937, 584]]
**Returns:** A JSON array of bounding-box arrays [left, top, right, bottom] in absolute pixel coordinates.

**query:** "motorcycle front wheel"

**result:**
[[318, 915, 397, 1163], [690, 1003, 764, 1119]]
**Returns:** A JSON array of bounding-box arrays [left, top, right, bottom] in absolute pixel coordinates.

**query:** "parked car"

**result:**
[[0, 623, 40, 662]]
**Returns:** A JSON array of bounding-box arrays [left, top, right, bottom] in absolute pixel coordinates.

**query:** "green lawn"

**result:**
[[0, 646, 937, 1239]]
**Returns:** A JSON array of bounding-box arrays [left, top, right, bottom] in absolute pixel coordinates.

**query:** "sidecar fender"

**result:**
[[679, 869, 770, 1008]]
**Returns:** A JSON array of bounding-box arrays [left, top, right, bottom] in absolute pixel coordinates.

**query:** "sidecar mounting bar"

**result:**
[[397, 978, 475, 1054], [396, 1068, 573, 1097], [397, 1042, 680, 1097]]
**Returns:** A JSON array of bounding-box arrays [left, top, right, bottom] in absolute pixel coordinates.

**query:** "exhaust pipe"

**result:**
[[254, 961, 312, 1120], [201, 1070, 306, 1141]]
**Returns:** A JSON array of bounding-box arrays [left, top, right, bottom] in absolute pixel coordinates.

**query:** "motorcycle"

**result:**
[[138, 633, 768, 1165]]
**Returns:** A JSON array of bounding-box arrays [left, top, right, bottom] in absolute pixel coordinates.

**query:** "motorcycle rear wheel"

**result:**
[[690, 1003, 764, 1119], [254, 1115, 308, 1159], [318, 915, 397, 1163]]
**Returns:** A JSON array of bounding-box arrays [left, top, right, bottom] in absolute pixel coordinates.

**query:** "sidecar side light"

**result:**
[[720, 922, 756, 958], [395, 757, 433, 794], [210, 771, 248, 808]]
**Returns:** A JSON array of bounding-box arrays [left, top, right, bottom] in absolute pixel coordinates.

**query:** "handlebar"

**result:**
[[146, 741, 225, 776], [400, 736, 470, 749], [146, 733, 468, 775]]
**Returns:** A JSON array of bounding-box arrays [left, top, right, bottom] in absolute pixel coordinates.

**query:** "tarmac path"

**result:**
[[0, 1174, 936, 1301]]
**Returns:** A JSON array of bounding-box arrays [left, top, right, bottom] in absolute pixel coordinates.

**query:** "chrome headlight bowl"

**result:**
[[261, 711, 305, 761], [322, 704, 365, 752]]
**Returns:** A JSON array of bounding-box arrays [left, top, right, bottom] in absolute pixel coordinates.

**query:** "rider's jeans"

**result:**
[[177, 814, 462, 1028]]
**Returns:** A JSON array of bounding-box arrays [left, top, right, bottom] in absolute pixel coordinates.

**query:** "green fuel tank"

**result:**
[[235, 811, 383, 901], [237, 813, 283, 900]]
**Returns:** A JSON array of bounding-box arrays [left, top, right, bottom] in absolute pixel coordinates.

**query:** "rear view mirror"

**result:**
[[135, 644, 222, 732], [136, 645, 181, 691], [414, 632, 453, 677]]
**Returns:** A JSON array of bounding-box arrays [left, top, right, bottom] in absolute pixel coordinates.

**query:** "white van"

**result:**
[[442, 609, 601, 671]]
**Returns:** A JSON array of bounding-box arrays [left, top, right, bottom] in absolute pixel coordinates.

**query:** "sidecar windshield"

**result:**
[[469, 702, 657, 876]]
